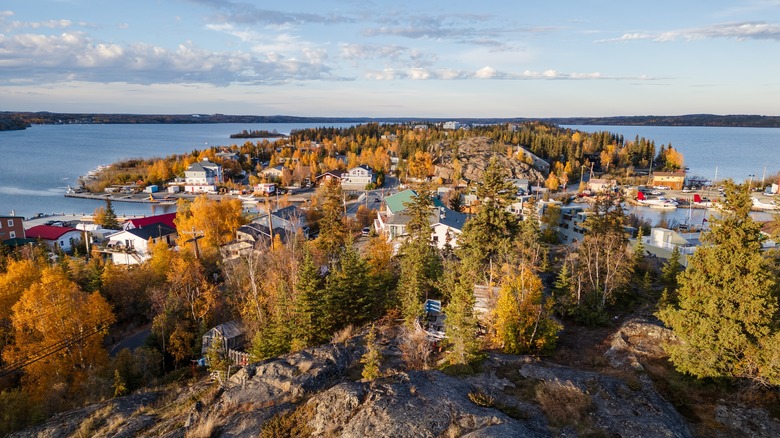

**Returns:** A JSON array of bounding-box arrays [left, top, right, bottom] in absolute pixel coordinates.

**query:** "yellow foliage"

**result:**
[[175, 195, 247, 257], [3, 266, 115, 400]]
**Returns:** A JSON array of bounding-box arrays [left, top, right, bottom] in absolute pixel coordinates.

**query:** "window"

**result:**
[[8, 219, 14, 227], [9, 231, 15, 239]]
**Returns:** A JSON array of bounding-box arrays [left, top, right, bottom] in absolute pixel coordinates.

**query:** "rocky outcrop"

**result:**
[[603, 317, 679, 371], [426, 137, 546, 184]]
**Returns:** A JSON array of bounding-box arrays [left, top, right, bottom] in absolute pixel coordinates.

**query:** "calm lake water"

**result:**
[[0, 123, 354, 219], [1, 123, 778, 222]]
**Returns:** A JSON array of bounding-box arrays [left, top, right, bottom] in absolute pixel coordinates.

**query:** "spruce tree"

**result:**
[[441, 261, 480, 366], [657, 181, 779, 384], [293, 246, 324, 347], [360, 324, 382, 380], [397, 188, 441, 327]]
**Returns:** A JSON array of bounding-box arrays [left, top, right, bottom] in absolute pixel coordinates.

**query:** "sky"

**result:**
[[1, 0, 779, 118]]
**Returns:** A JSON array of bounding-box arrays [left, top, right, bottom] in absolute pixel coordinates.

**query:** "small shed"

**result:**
[[201, 320, 246, 355]]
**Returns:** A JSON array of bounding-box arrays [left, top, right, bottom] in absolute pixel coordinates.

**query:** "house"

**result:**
[[261, 165, 285, 180], [123, 212, 177, 231], [374, 190, 465, 250], [652, 171, 686, 190], [442, 121, 461, 130], [232, 205, 309, 252], [341, 165, 376, 190], [315, 169, 344, 185], [632, 227, 700, 267], [184, 159, 222, 193], [104, 223, 177, 265], [587, 178, 616, 193], [25, 225, 82, 252], [0, 215, 25, 242], [202, 320, 246, 355], [515, 147, 550, 174]]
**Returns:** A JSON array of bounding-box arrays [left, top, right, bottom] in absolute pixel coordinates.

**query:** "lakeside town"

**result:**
[[2, 121, 780, 437]]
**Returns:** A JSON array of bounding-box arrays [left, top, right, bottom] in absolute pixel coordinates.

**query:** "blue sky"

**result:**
[[1, 0, 779, 117]]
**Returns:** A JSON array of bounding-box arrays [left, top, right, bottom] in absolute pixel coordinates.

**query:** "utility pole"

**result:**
[[182, 226, 204, 259]]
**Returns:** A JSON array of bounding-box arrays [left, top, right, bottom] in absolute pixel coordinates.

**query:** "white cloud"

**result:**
[[598, 21, 780, 43], [475, 66, 496, 79]]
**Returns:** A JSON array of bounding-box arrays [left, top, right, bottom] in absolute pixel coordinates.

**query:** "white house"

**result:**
[[633, 228, 700, 267], [185, 159, 222, 193], [25, 225, 82, 253], [261, 165, 285, 180], [341, 165, 376, 190], [104, 223, 177, 265]]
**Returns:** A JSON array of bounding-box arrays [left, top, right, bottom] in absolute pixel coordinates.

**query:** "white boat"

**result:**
[[637, 192, 678, 209], [752, 197, 779, 210], [238, 194, 256, 201]]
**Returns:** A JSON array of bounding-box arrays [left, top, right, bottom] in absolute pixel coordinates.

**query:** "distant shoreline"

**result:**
[[2, 112, 780, 131]]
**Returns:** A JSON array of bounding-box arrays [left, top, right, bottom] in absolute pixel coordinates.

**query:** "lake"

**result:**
[[565, 125, 780, 184], [1, 123, 778, 221], [0, 123, 354, 219]]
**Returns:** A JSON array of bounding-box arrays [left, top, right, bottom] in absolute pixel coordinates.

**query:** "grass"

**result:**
[[185, 414, 222, 438], [535, 380, 593, 428], [259, 402, 316, 438]]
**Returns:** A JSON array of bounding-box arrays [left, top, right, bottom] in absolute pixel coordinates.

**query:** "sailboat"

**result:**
[[637, 191, 678, 209]]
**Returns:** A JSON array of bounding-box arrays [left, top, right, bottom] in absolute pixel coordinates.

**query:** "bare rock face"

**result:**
[[305, 372, 545, 438], [427, 137, 545, 184], [713, 403, 780, 438], [604, 317, 679, 371], [519, 361, 692, 438]]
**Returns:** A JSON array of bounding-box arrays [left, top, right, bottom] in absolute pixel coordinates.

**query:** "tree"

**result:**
[[456, 158, 518, 282], [174, 195, 246, 261], [441, 262, 480, 365], [493, 265, 560, 354], [292, 245, 325, 348], [659, 245, 682, 303], [397, 189, 441, 326], [93, 199, 120, 230], [657, 181, 780, 385], [323, 239, 371, 334], [315, 179, 346, 260], [360, 324, 382, 380], [3, 266, 115, 401]]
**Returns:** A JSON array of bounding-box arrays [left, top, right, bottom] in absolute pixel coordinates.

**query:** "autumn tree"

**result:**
[[174, 195, 246, 262], [567, 194, 633, 324], [406, 150, 434, 180], [493, 265, 560, 354], [658, 181, 780, 385], [3, 266, 115, 404]]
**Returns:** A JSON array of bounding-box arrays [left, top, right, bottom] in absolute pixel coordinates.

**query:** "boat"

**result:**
[[238, 194, 257, 202], [752, 197, 779, 210], [636, 192, 678, 209]]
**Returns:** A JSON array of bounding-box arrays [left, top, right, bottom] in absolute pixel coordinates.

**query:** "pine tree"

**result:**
[[657, 181, 779, 384], [659, 245, 682, 307], [316, 179, 346, 260], [323, 239, 371, 334], [293, 245, 324, 347]]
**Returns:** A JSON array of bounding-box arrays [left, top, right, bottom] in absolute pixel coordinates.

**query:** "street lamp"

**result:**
[[748, 174, 755, 191]]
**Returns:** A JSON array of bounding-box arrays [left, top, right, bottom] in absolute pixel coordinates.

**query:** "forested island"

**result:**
[[2, 111, 780, 131], [229, 129, 287, 139]]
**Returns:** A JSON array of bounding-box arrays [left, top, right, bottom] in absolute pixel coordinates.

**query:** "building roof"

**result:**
[[432, 207, 468, 231], [652, 171, 686, 178], [124, 213, 177, 230], [316, 169, 343, 179], [26, 225, 80, 240], [124, 223, 177, 240], [2, 237, 36, 247], [0, 215, 23, 220], [206, 320, 245, 340], [385, 189, 443, 215], [349, 164, 374, 173]]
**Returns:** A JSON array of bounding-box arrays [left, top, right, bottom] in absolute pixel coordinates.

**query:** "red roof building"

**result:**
[[25, 225, 82, 252], [123, 213, 177, 231]]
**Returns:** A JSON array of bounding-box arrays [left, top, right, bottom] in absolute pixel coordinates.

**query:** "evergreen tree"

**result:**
[[93, 199, 120, 230], [360, 324, 382, 380], [323, 239, 371, 334], [397, 189, 441, 327], [660, 245, 682, 302], [292, 245, 325, 347], [658, 181, 780, 384], [441, 261, 480, 365], [316, 179, 346, 260], [456, 158, 518, 282]]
